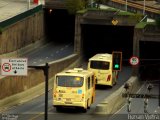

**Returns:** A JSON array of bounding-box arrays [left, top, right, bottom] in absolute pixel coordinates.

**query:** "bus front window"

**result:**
[[90, 61, 110, 70], [57, 76, 84, 87]]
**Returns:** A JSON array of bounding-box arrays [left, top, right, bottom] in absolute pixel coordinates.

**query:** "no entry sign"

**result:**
[[129, 56, 139, 66], [1, 58, 28, 76]]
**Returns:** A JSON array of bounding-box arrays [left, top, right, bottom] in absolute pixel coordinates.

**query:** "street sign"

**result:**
[[1, 58, 28, 76], [129, 56, 139, 66], [112, 19, 118, 25]]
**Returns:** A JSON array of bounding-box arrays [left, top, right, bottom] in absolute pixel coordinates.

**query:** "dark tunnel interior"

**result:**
[[81, 24, 134, 63], [44, 9, 75, 43], [139, 41, 160, 80], [44, 9, 134, 64]]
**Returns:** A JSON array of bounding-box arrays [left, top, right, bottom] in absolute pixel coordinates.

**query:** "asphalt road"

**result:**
[[23, 42, 74, 66], [2, 66, 132, 120]]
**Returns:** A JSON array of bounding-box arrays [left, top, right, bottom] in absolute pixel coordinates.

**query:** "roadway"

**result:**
[[23, 42, 74, 66], [2, 65, 132, 120], [1, 41, 132, 120]]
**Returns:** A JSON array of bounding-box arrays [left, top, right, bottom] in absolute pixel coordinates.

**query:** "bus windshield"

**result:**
[[90, 61, 110, 70], [57, 76, 84, 87]]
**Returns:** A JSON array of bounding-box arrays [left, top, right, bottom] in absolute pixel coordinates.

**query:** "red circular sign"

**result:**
[[129, 56, 139, 66], [2, 63, 11, 72]]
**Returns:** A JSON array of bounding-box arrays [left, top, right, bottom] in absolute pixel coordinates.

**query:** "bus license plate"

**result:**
[[66, 98, 71, 101], [65, 102, 72, 104]]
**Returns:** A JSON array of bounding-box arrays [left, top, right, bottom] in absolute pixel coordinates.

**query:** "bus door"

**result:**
[[85, 75, 95, 107]]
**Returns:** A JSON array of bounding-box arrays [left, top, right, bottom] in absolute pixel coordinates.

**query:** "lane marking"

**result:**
[[29, 107, 54, 120]]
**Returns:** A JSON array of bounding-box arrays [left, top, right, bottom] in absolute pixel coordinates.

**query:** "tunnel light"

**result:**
[[49, 9, 52, 13]]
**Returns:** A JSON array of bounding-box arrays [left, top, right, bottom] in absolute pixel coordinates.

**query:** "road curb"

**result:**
[[95, 76, 141, 115]]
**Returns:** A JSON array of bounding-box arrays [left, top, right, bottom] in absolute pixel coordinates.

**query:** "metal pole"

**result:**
[[28, 0, 30, 9], [125, 0, 127, 11], [28, 63, 49, 120], [159, 78, 160, 106], [91, 0, 93, 8], [143, 0, 145, 15], [44, 63, 49, 120]]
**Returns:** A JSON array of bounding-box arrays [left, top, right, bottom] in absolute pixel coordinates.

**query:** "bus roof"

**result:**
[[56, 68, 93, 77], [89, 53, 112, 62]]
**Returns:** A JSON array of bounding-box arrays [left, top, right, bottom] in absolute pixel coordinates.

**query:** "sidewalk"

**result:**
[[131, 0, 160, 9], [0, 0, 39, 22]]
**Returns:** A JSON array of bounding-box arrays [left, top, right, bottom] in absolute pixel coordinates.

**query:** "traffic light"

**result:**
[[112, 51, 122, 71]]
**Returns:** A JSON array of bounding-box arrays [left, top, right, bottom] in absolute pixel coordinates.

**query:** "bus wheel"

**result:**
[[87, 100, 90, 109], [82, 107, 87, 113], [56, 106, 62, 112]]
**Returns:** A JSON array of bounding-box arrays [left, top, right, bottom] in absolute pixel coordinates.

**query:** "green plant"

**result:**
[[64, 0, 87, 14]]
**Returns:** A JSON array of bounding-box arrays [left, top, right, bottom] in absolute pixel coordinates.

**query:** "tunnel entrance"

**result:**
[[44, 9, 75, 44], [139, 41, 160, 80], [81, 24, 134, 64]]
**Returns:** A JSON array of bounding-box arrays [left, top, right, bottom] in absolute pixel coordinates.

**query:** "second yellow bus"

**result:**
[[88, 53, 118, 87]]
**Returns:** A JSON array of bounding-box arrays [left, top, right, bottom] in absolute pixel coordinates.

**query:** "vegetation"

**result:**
[[135, 22, 147, 28], [64, 0, 111, 14], [64, 0, 88, 14]]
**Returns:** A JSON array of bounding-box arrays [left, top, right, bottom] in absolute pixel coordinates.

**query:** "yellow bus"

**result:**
[[53, 68, 95, 112], [88, 53, 118, 87]]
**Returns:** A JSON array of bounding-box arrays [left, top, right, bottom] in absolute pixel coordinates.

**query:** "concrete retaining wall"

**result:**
[[0, 54, 81, 111], [0, 39, 46, 58], [0, 10, 44, 55], [95, 76, 141, 115]]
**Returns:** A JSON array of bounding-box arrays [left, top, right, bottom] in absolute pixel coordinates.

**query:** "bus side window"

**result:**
[[88, 77, 90, 89]]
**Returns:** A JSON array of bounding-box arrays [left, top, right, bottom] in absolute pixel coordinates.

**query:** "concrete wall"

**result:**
[[0, 11, 44, 55]]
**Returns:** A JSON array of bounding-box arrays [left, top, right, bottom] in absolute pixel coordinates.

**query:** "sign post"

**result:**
[[28, 63, 49, 120]]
